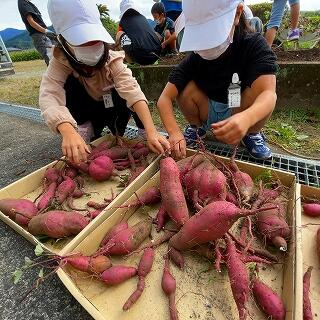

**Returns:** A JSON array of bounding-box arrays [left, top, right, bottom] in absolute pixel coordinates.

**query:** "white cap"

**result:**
[[48, 0, 114, 46], [180, 0, 241, 52], [119, 0, 140, 20]]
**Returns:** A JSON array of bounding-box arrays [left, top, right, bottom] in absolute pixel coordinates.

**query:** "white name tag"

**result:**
[[103, 93, 114, 108], [228, 87, 241, 108]]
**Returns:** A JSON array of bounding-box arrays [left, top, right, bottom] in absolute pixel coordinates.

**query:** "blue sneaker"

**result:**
[[184, 125, 206, 145], [287, 28, 300, 41], [241, 133, 272, 160]]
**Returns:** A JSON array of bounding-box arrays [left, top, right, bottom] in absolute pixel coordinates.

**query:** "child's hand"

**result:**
[[211, 112, 251, 145], [61, 132, 90, 164], [169, 131, 186, 159], [146, 132, 171, 155]]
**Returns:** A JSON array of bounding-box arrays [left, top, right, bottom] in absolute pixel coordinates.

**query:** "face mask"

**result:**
[[195, 27, 235, 60], [72, 42, 105, 66]]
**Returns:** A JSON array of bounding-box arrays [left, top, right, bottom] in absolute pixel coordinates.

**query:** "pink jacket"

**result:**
[[39, 47, 146, 133]]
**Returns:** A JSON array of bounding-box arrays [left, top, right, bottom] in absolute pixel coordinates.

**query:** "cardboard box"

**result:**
[[297, 183, 320, 317], [57, 153, 298, 320], [0, 135, 159, 253]]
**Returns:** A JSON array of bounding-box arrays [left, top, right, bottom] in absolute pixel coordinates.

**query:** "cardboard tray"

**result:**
[[0, 135, 159, 253], [57, 153, 299, 320], [297, 183, 320, 318]]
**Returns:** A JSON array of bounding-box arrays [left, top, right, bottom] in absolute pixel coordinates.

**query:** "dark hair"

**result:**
[[238, 11, 253, 34], [151, 2, 165, 15], [56, 35, 109, 78]]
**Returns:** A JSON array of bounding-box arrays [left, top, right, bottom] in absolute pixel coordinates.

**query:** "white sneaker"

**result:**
[[78, 121, 94, 143]]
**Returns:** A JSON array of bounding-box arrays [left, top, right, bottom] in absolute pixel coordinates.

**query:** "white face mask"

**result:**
[[195, 27, 235, 60], [73, 42, 105, 66]]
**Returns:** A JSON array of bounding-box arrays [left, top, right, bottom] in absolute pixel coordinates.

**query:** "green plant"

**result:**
[[249, 2, 273, 25], [101, 17, 118, 40], [10, 49, 42, 62]]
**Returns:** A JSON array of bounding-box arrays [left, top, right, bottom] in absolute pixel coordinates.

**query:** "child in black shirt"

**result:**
[[151, 2, 177, 55], [157, 0, 277, 160]]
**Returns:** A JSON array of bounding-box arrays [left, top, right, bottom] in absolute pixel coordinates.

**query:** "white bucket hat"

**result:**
[[119, 0, 140, 20], [48, 0, 114, 46], [180, 0, 242, 52]]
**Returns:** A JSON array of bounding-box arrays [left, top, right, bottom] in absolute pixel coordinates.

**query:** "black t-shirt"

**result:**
[[120, 10, 161, 55], [154, 17, 175, 38], [169, 29, 277, 104], [18, 0, 47, 35]]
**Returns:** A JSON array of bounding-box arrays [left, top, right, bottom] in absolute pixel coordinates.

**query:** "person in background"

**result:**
[[115, 0, 161, 65], [157, 0, 277, 160], [153, 0, 182, 22], [243, 4, 263, 34], [265, 0, 300, 47], [18, 0, 56, 65], [151, 2, 177, 55], [39, 0, 170, 164]]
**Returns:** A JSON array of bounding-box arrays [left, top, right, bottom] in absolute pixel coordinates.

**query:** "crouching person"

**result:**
[[40, 0, 169, 164], [157, 0, 277, 160], [115, 0, 162, 65]]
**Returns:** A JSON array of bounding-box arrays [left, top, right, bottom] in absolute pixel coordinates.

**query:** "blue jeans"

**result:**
[[267, 0, 300, 30], [201, 100, 231, 131]]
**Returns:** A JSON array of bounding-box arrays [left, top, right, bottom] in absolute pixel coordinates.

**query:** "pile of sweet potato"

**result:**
[[0, 139, 152, 239], [39, 152, 294, 320]]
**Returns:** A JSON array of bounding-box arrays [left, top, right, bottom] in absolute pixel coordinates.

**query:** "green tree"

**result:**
[[97, 3, 118, 40]]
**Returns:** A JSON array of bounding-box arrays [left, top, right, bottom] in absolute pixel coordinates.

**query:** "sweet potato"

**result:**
[[90, 146, 129, 161], [229, 158, 254, 204], [168, 247, 185, 270], [184, 160, 227, 207], [65, 160, 89, 174], [88, 155, 114, 181], [169, 201, 278, 251], [303, 203, 320, 217], [100, 265, 137, 285], [252, 277, 286, 320], [123, 187, 161, 208], [155, 204, 169, 232], [256, 201, 290, 251], [160, 157, 189, 227], [123, 248, 154, 310], [28, 210, 89, 238], [225, 235, 249, 320], [44, 167, 61, 186], [55, 177, 76, 204], [0, 198, 38, 226], [303, 266, 313, 320], [65, 255, 112, 274], [162, 255, 178, 320], [132, 147, 149, 159], [37, 182, 57, 211], [176, 153, 206, 181], [89, 140, 114, 159], [62, 166, 78, 179], [100, 221, 129, 246], [97, 219, 152, 256]]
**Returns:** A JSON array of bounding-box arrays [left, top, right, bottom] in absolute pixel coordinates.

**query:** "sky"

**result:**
[[0, 0, 319, 31]]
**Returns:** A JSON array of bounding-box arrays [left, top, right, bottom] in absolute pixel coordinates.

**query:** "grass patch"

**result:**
[[264, 108, 320, 157], [0, 60, 46, 106]]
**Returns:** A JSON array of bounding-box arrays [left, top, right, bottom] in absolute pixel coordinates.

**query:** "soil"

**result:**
[[158, 47, 320, 65]]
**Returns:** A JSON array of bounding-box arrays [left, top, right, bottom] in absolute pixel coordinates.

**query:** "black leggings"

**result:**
[[64, 75, 144, 138]]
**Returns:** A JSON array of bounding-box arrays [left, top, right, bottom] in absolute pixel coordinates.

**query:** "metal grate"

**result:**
[[0, 102, 319, 188], [123, 126, 320, 188]]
